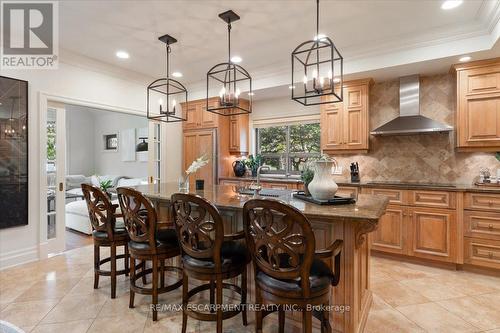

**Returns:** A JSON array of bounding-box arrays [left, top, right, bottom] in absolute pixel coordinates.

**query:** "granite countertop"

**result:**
[[133, 183, 389, 222], [220, 176, 500, 194]]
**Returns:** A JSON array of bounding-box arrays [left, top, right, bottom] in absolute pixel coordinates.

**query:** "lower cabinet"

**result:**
[[369, 188, 458, 263], [464, 237, 500, 269], [371, 205, 407, 255], [408, 207, 457, 263]]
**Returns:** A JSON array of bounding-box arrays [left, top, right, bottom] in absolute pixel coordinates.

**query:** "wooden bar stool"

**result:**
[[117, 187, 183, 321], [242, 198, 343, 333], [81, 184, 129, 299], [171, 193, 249, 333]]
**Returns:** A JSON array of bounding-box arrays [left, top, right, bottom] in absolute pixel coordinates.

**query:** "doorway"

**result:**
[[42, 100, 165, 254]]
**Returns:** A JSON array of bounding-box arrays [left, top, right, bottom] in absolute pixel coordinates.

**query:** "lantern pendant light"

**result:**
[[206, 10, 252, 116], [147, 34, 188, 122], [291, 0, 343, 106]]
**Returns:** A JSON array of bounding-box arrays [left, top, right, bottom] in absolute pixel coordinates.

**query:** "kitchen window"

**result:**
[[255, 122, 320, 174]]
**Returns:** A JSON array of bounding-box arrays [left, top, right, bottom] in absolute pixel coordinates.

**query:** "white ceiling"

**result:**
[[59, 0, 500, 98]]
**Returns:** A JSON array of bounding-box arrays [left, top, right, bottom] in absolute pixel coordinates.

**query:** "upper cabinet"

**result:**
[[320, 78, 372, 154], [453, 58, 500, 151], [182, 98, 220, 130], [228, 99, 250, 155]]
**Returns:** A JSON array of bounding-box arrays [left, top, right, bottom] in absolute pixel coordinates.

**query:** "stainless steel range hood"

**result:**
[[370, 75, 453, 136]]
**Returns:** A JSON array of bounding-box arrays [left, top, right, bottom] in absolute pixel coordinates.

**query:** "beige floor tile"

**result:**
[[371, 293, 393, 311], [437, 296, 500, 331], [400, 277, 466, 301], [371, 281, 430, 307], [376, 263, 437, 281], [30, 319, 94, 333], [142, 312, 203, 333], [371, 270, 396, 285], [365, 308, 424, 333], [433, 273, 499, 296], [473, 292, 500, 308], [397, 302, 481, 333], [0, 299, 60, 327], [98, 290, 151, 318], [87, 311, 147, 333], [68, 276, 128, 298], [41, 293, 107, 324], [14, 277, 82, 302]]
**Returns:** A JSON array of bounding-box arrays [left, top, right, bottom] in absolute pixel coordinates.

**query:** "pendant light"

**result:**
[[3, 96, 20, 139], [206, 10, 252, 116], [291, 0, 343, 106], [147, 34, 188, 122]]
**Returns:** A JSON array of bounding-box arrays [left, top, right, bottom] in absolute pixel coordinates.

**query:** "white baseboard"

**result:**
[[0, 246, 39, 270]]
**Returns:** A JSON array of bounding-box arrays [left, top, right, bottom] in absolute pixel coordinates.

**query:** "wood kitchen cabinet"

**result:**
[[367, 187, 458, 263], [181, 98, 220, 130], [370, 205, 407, 255], [320, 78, 372, 154], [183, 130, 216, 186], [453, 58, 500, 151], [228, 101, 249, 155]]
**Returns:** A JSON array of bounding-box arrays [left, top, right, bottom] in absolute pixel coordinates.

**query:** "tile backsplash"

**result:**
[[332, 74, 499, 184]]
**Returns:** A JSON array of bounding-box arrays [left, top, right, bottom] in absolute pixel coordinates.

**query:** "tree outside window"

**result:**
[[256, 123, 320, 174]]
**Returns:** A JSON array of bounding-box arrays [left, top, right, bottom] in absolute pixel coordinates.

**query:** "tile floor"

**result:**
[[1, 245, 500, 333]]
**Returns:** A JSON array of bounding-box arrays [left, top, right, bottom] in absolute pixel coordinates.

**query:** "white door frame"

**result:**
[[38, 92, 162, 256]]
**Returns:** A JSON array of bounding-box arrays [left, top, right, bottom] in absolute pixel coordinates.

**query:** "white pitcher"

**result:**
[[308, 159, 339, 200]]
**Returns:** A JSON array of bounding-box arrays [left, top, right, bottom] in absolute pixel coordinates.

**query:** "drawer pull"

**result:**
[[489, 252, 494, 259], [489, 224, 494, 230], [489, 201, 494, 206]]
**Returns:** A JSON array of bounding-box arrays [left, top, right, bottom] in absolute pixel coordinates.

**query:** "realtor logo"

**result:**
[[1, 1, 58, 69]]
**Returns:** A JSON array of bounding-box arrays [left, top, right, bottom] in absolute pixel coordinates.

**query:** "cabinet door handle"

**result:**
[[489, 252, 494, 259], [59, 182, 64, 192], [488, 201, 493, 206], [489, 224, 494, 230]]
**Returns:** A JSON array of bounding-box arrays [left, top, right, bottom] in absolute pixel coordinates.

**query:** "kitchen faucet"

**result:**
[[250, 165, 270, 195]]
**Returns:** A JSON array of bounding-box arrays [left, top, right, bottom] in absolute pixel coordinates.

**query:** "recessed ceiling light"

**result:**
[[116, 50, 129, 59], [441, 0, 463, 10], [230, 56, 242, 63], [459, 56, 471, 62], [172, 72, 183, 78], [289, 85, 295, 89]]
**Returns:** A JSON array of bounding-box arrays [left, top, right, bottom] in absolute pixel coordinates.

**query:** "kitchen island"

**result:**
[[133, 183, 388, 333]]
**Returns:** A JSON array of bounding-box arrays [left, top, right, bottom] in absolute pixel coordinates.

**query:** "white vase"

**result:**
[[308, 160, 338, 200]]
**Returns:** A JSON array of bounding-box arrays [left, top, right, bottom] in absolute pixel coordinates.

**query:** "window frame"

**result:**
[[255, 122, 320, 175]]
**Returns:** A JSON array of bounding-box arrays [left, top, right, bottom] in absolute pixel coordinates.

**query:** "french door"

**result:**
[[148, 121, 166, 184], [44, 102, 66, 254]]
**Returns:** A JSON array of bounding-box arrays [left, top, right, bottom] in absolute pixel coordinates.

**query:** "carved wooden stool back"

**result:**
[[243, 198, 316, 297], [171, 193, 224, 266]]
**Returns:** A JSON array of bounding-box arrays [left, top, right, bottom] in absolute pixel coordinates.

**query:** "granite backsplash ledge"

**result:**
[[329, 74, 499, 185]]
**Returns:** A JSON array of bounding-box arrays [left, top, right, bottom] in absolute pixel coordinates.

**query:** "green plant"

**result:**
[[496, 152, 500, 162], [99, 178, 113, 192], [301, 167, 314, 185], [244, 154, 262, 171]]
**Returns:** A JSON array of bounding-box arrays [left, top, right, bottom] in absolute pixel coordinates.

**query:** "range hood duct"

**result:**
[[370, 75, 453, 136]]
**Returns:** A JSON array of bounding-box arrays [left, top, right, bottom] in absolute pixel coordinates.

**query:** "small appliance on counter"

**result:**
[[232, 160, 246, 177], [474, 167, 500, 187], [350, 162, 360, 183]]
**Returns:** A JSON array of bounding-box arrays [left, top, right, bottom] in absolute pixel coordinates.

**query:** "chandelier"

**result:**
[[206, 10, 252, 116], [147, 34, 188, 122], [291, 0, 343, 106]]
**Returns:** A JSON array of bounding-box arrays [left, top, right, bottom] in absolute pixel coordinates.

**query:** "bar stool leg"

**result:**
[[278, 308, 285, 333], [93, 245, 100, 289], [152, 257, 159, 321], [181, 272, 188, 333], [255, 287, 263, 333], [302, 310, 312, 333], [110, 244, 117, 299], [216, 276, 223, 333], [209, 279, 215, 313], [129, 257, 135, 308], [124, 243, 129, 277], [141, 260, 147, 284], [241, 267, 248, 326], [321, 309, 332, 333]]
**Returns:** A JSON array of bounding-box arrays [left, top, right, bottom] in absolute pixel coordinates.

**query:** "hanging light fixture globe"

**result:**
[[147, 34, 188, 123], [206, 10, 252, 116], [291, 0, 343, 106]]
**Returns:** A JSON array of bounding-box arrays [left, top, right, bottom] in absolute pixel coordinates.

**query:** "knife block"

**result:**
[[350, 171, 360, 183]]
